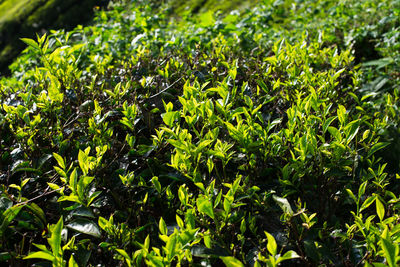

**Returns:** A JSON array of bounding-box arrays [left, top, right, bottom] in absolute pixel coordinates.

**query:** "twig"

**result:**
[[147, 77, 183, 100], [63, 113, 83, 129], [355, 252, 369, 266], [18, 187, 62, 206]]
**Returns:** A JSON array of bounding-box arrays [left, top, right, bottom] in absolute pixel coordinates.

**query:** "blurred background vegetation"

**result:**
[[0, 0, 262, 74], [0, 0, 109, 74]]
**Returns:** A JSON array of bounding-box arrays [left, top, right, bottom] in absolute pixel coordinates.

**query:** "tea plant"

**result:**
[[0, 0, 399, 266]]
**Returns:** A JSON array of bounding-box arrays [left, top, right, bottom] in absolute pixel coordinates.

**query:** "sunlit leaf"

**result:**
[[196, 195, 214, 219], [265, 231, 277, 256], [23, 251, 54, 262], [376, 198, 385, 221], [220, 256, 244, 267], [20, 38, 40, 50], [48, 217, 63, 256]]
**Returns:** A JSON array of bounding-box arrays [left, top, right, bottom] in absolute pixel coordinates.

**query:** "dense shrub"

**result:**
[[0, 0, 400, 265]]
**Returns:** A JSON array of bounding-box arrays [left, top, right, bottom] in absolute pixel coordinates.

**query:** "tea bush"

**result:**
[[1, 0, 400, 266]]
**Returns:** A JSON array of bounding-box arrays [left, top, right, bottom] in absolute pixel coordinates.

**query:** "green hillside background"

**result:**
[[0, 0, 109, 73]]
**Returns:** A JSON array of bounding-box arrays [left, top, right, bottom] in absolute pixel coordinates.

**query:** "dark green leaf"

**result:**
[[367, 142, 389, 158], [66, 218, 101, 238]]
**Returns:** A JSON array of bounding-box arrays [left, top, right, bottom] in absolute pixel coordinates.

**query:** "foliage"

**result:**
[[0, 0, 107, 73], [0, 0, 400, 265]]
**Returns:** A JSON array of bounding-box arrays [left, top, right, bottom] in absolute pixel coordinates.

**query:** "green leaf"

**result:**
[[66, 218, 101, 238], [362, 129, 370, 141], [196, 195, 214, 219], [98, 216, 109, 231], [58, 195, 81, 203], [367, 142, 389, 158], [380, 237, 397, 267], [68, 255, 79, 267], [20, 38, 40, 50], [53, 153, 65, 169], [204, 234, 212, 248], [223, 194, 233, 215], [220, 256, 244, 267], [346, 189, 357, 204], [48, 74, 63, 103], [33, 243, 49, 251], [214, 190, 222, 208], [337, 105, 346, 125], [196, 139, 213, 153], [146, 254, 164, 267], [166, 233, 177, 261], [159, 217, 167, 235], [152, 176, 162, 194], [81, 176, 94, 192], [167, 139, 187, 151], [78, 150, 89, 175], [69, 168, 78, 192], [240, 219, 246, 234], [333, 68, 345, 80], [48, 217, 63, 256], [162, 111, 178, 127], [176, 214, 184, 229], [195, 182, 206, 193], [23, 251, 55, 262], [277, 250, 300, 263], [328, 126, 341, 141], [376, 198, 385, 221], [358, 181, 368, 199], [345, 120, 360, 144], [323, 116, 336, 134], [273, 195, 293, 215], [144, 235, 150, 249], [70, 206, 95, 219], [26, 202, 47, 227], [179, 228, 198, 247], [178, 186, 187, 206], [265, 231, 277, 256], [116, 249, 132, 267], [21, 178, 30, 188], [0, 204, 23, 236], [360, 196, 376, 212], [88, 191, 101, 206], [54, 166, 67, 178]]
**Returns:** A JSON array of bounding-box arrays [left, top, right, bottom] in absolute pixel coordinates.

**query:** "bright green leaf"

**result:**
[[196, 195, 214, 219], [376, 198, 385, 221], [220, 256, 244, 267], [23, 251, 55, 262], [265, 231, 277, 256]]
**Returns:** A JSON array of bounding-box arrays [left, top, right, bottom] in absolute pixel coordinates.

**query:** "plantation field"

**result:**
[[0, 0, 105, 74], [0, 0, 400, 266], [167, 0, 258, 15]]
